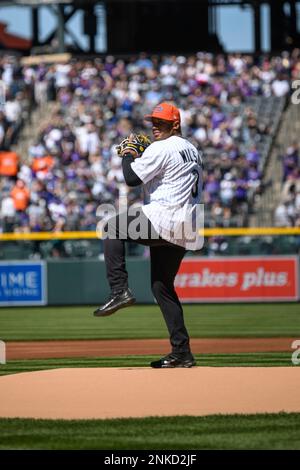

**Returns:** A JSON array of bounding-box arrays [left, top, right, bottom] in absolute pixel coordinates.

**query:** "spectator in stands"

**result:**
[[4, 92, 23, 145], [0, 191, 15, 233], [275, 144, 300, 227], [274, 201, 294, 227], [10, 179, 30, 212], [0, 111, 9, 150], [0, 150, 18, 177], [220, 172, 235, 207], [271, 74, 290, 97], [282, 145, 299, 181]]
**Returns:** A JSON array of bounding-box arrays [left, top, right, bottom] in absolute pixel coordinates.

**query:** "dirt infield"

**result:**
[[6, 337, 296, 360], [0, 367, 299, 420]]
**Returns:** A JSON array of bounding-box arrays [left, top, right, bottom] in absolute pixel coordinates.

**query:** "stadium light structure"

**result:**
[[0, 0, 73, 4], [0, 0, 299, 54]]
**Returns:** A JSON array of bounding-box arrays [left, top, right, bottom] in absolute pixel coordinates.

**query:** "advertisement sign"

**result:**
[[0, 262, 47, 306], [175, 256, 299, 302]]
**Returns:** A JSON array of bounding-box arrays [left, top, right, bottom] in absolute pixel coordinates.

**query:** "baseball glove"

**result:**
[[116, 133, 151, 158]]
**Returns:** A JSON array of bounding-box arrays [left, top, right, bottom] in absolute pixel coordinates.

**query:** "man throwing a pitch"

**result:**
[[94, 102, 203, 368]]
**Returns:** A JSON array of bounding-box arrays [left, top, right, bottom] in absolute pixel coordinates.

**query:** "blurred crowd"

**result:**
[[275, 143, 300, 227], [0, 49, 299, 234], [0, 59, 34, 151]]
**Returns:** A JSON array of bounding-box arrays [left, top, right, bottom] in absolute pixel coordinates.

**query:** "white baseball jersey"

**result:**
[[131, 135, 204, 250]]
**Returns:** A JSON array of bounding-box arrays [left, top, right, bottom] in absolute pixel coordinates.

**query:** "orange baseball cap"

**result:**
[[144, 102, 181, 123]]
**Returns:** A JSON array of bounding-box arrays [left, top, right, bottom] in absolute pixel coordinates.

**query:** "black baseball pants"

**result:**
[[102, 208, 191, 354]]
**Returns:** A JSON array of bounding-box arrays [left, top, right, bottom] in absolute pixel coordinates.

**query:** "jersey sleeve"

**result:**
[[130, 142, 167, 184]]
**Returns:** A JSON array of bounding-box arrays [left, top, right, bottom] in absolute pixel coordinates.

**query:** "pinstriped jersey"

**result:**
[[131, 135, 203, 250]]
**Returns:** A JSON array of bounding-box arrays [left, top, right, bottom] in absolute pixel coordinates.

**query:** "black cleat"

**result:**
[[93, 288, 136, 317], [150, 352, 196, 369]]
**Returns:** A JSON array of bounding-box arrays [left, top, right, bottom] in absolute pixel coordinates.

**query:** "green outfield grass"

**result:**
[[0, 413, 300, 449], [0, 353, 293, 376], [0, 303, 299, 341]]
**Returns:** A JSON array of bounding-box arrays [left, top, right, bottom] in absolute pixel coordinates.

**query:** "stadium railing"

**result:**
[[0, 228, 299, 260]]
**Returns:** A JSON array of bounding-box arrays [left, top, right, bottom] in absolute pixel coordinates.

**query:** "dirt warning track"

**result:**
[[6, 337, 296, 360]]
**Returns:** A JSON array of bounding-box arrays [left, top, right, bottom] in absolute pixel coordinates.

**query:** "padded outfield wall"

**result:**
[[0, 256, 299, 306]]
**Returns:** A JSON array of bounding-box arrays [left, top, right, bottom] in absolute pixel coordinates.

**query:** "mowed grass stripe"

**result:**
[[0, 413, 300, 449], [0, 304, 299, 341], [0, 353, 293, 376]]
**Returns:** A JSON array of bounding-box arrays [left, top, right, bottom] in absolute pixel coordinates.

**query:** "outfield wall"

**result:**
[[47, 259, 153, 304], [0, 256, 299, 306]]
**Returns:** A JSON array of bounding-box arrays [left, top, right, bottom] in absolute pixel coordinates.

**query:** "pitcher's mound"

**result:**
[[0, 367, 300, 420]]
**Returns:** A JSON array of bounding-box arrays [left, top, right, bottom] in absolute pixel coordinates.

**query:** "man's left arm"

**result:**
[[122, 154, 143, 187]]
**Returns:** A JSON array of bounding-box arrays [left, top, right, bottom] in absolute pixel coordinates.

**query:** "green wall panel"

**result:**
[[47, 259, 153, 305]]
